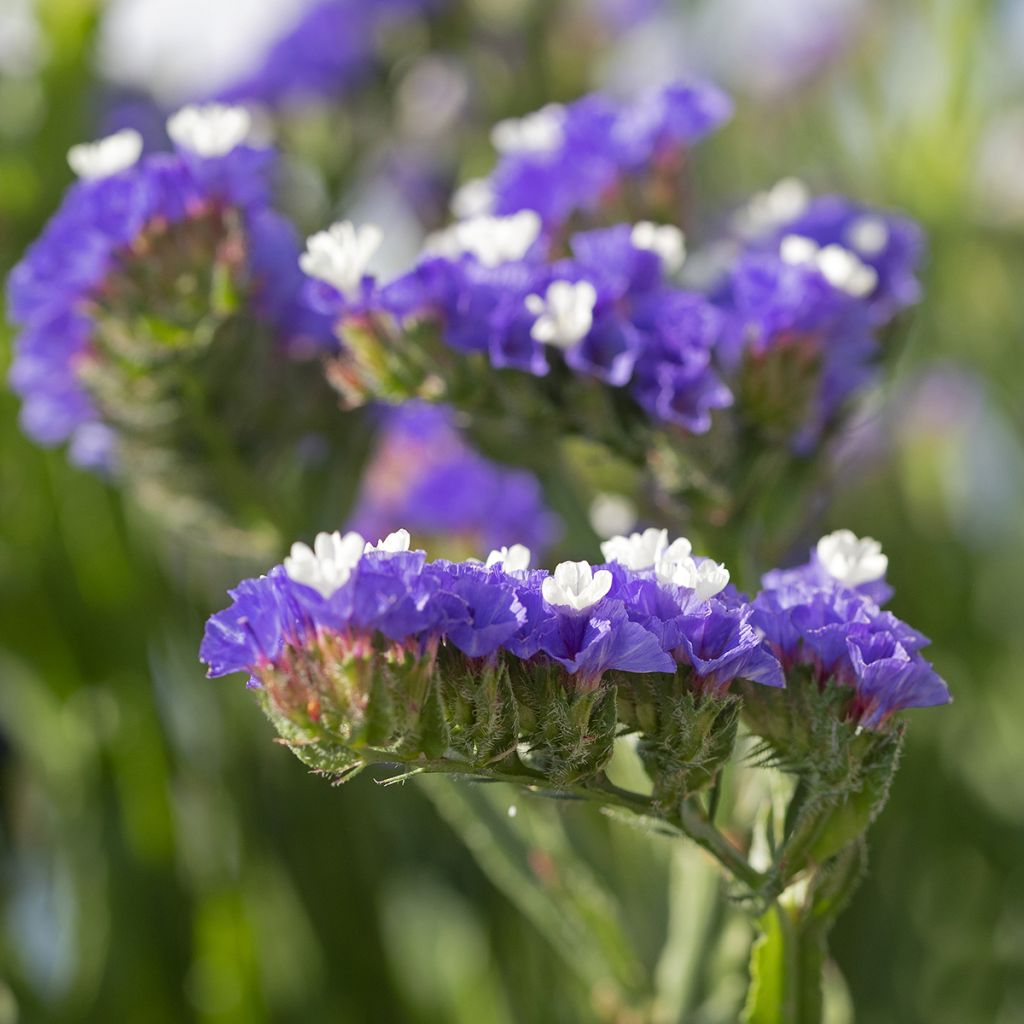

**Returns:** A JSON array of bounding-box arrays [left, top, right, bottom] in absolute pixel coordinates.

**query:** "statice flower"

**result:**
[[346, 403, 560, 557], [751, 530, 950, 728], [6, 108, 335, 474], [735, 190, 925, 325], [485, 80, 733, 229], [201, 529, 782, 783], [338, 219, 732, 435]]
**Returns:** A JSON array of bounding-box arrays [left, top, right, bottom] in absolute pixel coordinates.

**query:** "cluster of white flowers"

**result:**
[[426, 211, 542, 268], [542, 561, 613, 612], [631, 221, 686, 273], [816, 529, 887, 585], [67, 102, 257, 181], [733, 177, 810, 238], [780, 234, 878, 298], [601, 527, 730, 603], [490, 104, 566, 155], [486, 545, 533, 573], [300, 221, 383, 299], [526, 280, 597, 348], [167, 102, 253, 157], [67, 128, 144, 180], [284, 529, 411, 598]]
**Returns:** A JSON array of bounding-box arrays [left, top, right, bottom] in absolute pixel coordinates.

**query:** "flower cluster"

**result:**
[[477, 80, 734, 229], [751, 529, 950, 728], [312, 86, 922, 454], [341, 219, 732, 431], [347, 403, 560, 558], [201, 526, 778, 694], [202, 522, 951, 800], [6, 105, 335, 471]]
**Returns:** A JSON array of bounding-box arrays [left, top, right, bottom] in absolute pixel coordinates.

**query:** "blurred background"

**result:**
[[2, 0, 1023, 1021]]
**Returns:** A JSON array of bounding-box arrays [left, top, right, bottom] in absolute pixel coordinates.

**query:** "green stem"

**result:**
[[354, 749, 767, 896]]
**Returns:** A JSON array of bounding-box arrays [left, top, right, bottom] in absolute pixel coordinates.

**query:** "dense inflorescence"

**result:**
[[310, 83, 923, 458], [6, 107, 334, 472], [200, 526, 948, 792]]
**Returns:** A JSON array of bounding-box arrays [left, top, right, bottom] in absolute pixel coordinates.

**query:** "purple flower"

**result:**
[[753, 540, 950, 727], [767, 195, 924, 325], [672, 603, 785, 693], [846, 630, 951, 729], [6, 123, 335, 471], [347, 403, 561, 557], [489, 81, 732, 229]]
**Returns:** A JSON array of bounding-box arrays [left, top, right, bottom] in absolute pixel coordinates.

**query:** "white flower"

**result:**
[[630, 221, 686, 273], [656, 556, 730, 602], [734, 177, 810, 237], [845, 215, 889, 256], [450, 177, 494, 219], [300, 221, 383, 298], [426, 211, 541, 268], [780, 234, 878, 298], [541, 561, 613, 613], [166, 102, 252, 156], [779, 234, 820, 267], [67, 128, 143, 180], [490, 104, 565, 155], [815, 245, 878, 298], [588, 493, 637, 540], [816, 529, 887, 586], [364, 529, 411, 553], [485, 544, 532, 572], [600, 528, 693, 571], [525, 280, 597, 348], [284, 530, 365, 598]]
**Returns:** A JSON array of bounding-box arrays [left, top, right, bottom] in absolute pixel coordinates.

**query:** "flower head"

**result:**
[[167, 102, 253, 156], [541, 561, 613, 613], [491, 104, 566, 155], [300, 221, 383, 299], [526, 280, 597, 348], [815, 529, 888, 587], [67, 129, 143, 180], [486, 544, 532, 572], [630, 221, 686, 273], [427, 211, 541, 268], [284, 530, 366, 598]]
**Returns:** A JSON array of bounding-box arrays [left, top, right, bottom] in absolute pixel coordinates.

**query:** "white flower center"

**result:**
[[426, 211, 541, 268], [67, 128, 143, 180], [734, 177, 810, 237], [525, 280, 597, 349], [364, 529, 411, 554], [300, 221, 383, 299], [450, 177, 495, 219], [542, 560, 613, 613], [780, 234, 878, 298], [167, 103, 252, 157], [284, 530, 365, 598], [816, 529, 888, 586], [846, 214, 889, 256], [485, 544, 532, 572], [490, 104, 565, 155], [631, 222, 686, 273], [588, 493, 638, 540], [656, 555, 730, 602], [601, 528, 692, 571]]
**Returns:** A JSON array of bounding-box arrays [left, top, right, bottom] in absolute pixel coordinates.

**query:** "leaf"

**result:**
[[743, 909, 789, 1024]]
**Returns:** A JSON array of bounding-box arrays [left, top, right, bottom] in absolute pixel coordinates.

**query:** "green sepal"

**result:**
[[511, 664, 618, 785], [622, 673, 740, 806]]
